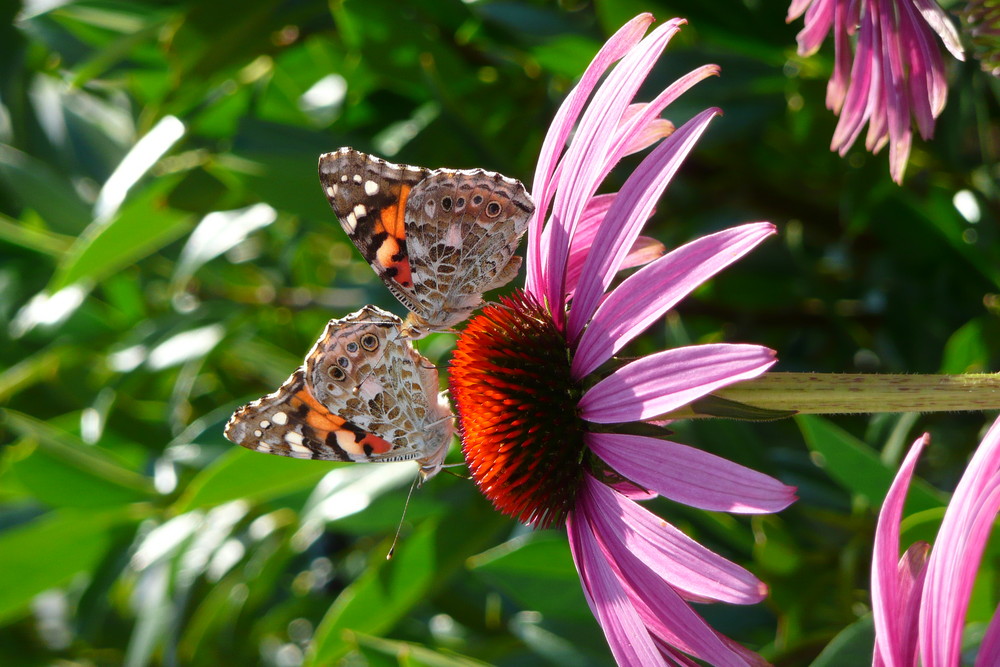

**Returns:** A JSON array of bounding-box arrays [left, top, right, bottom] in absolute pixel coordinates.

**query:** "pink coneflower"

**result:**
[[871, 417, 1000, 666], [449, 15, 797, 665], [787, 0, 965, 183]]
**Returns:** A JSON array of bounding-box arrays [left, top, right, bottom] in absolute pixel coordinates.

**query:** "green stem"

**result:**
[[667, 373, 1000, 420]]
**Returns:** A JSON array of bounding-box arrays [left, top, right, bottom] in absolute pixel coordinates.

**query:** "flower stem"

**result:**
[[666, 373, 1000, 419]]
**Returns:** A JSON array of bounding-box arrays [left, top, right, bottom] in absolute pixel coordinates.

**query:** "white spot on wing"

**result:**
[[364, 180, 379, 195], [345, 212, 357, 231], [260, 420, 271, 429], [272, 412, 288, 426], [353, 174, 362, 183], [353, 204, 367, 219]]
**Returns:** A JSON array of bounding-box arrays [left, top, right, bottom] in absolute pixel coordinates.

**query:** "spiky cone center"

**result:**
[[449, 291, 586, 529]]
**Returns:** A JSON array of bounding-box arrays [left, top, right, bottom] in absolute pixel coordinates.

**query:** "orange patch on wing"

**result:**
[[292, 386, 393, 455], [292, 388, 347, 432], [372, 185, 414, 287]]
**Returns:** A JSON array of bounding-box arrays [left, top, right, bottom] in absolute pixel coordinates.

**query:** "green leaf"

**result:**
[[810, 614, 875, 667], [940, 319, 989, 373], [305, 502, 505, 666], [797, 415, 946, 511], [350, 631, 492, 666], [0, 507, 137, 624], [50, 177, 194, 291], [173, 446, 336, 511], [468, 531, 590, 622], [0, 144, 92, 234], [0, 212, 73, 256], [2, 409, 155, 507]]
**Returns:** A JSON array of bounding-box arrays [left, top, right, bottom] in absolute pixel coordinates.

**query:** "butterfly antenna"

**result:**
[[387, 473, 420, 560], [440, 463, 470, 480]]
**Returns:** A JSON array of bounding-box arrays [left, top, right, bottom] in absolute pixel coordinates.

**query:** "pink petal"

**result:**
[[578, 344, 776, 423], [542, 20, 686, 320], [526, 14, 654, 297], [586, 432, 797, 514], [567, 108, 721, 340], [584, 511, 753, 665], [561, 189, 663, 299], [572, 222, 775, 378], [793, 0, 835, 56], [581, 473, 768, 604], [871, 433, 930, 667], [566, 509, 667, 667], [920, 418, 1000, 667], [831, 6, 877, 153], [565, 235, 665, 302], [609, 64, 720, 165], [787, 0, 814, 22], [977, 603, 1000, 667], [826, 2, 851, 113], [911, 0, 965, 61]]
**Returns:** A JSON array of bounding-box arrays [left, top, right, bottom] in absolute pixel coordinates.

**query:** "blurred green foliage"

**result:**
[[0, 0, 998, 665]]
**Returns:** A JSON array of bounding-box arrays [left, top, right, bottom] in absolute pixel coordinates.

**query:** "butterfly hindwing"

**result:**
[[223, 368, 393, 462], [225, 305, 454, 478]]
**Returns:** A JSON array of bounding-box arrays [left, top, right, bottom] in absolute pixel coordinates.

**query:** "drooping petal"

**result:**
[[572, 222, 775, 378], [567, 107, 721, 340], [583, 503, 754, 665], [919, 418, 1000, 667], [567, 509, 667, 667], [912, 0, 965, 60], [586, 432, 796, 514], [526, 13, 655, 297], [582, 473, 768, 604], [578, 344, 776, 423], [871, 433, 930, 667], [792, 0, 836, 56]]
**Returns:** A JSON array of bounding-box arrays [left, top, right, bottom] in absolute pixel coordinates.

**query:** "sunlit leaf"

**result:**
[[0, 507, 137, 624], [797, 415, 946, 511], [50, 177, 194, 291]]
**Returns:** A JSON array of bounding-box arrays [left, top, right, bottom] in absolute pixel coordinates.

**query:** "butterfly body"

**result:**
[[319, 148, 534, 337], [224, 305, 453, 480]]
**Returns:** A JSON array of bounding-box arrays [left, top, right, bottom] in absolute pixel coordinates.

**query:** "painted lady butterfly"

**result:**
[[318, 148, 534, 338], [224, 305, 453, 480]]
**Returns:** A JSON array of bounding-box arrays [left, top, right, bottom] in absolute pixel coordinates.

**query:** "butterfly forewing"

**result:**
[[318, 148, 535, 337]]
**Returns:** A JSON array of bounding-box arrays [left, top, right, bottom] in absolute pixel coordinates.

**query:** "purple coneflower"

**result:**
[[872, 417, 1000, 666], [449, 15, 797, 665], [787, 0, 965, 183]]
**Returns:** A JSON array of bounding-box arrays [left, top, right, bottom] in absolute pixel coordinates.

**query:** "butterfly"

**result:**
[[318, 148, 535, 338], [224, 305, 453, 481]]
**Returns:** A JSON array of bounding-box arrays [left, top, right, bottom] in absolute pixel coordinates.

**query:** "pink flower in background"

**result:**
[[787, 0, 965, 183], [450, 15, 797, 665], [871, 417, 1000, 666]]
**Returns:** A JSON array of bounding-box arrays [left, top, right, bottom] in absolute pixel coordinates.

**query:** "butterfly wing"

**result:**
[[318, 148, 429, 314], [304, 305, 453, 470], [224, 368, 395, 462], [402, 169, 534, 334]]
